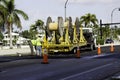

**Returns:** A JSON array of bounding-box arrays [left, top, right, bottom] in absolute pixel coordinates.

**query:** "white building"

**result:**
[[3, 32, 29, 45]]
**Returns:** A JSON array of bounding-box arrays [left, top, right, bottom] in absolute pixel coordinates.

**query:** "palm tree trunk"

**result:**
[[9, 23, 13, 49], [28, 40, 34, 55]]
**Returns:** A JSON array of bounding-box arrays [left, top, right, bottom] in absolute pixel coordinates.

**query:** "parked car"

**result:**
[[105, 39, 114, 44]]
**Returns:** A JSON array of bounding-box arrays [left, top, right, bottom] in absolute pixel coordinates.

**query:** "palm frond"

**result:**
[[14, 9, 29, 20], [13, 13, 22, 29], [7, 0, 15, 14]]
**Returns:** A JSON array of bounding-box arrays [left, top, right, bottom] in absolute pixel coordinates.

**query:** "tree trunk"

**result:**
[[9, 23, 13, 49], [28, 40, 34, 55]]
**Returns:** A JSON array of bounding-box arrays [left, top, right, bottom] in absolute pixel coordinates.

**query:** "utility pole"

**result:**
[[100, 19, 102, 39]]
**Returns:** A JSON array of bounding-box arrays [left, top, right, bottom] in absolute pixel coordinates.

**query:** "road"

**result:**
[[0, 45, 120, 80]]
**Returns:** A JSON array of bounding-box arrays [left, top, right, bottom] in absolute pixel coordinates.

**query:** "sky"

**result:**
[[15, 0, 120, 31]]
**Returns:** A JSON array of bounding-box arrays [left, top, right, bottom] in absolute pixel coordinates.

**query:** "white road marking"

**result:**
[[82, 53, 113, 59]]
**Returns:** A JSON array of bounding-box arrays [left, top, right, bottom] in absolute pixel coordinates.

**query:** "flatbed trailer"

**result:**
[[42, 17, 88, 55], [46, 42, 87, 54]]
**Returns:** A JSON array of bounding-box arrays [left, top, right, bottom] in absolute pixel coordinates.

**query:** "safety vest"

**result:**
[[36, 37, 42, 46], [31, 40, 36, 46]]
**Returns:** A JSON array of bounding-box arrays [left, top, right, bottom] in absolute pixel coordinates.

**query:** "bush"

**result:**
[[96, 38, 104, 45]]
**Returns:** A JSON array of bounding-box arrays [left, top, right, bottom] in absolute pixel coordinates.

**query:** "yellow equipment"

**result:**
[[42, 17, 87, 54]]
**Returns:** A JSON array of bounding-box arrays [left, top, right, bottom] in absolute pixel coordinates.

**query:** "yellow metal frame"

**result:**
[[79, 27, 86, 43], [73, 25, 78, 43], [42, 20, 87, 54]]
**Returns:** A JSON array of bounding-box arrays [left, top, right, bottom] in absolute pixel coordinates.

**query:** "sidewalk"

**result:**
[[0, 45, 31, 56], [0, 42, 120, 56]]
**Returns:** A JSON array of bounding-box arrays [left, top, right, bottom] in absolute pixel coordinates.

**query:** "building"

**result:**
[[3, 32, 29, 46]]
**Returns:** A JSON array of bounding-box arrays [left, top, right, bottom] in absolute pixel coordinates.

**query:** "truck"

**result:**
[[81, 28, 96, 51], [41, 17, 96, 55]]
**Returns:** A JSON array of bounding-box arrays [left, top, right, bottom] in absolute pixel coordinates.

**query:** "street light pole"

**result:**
[[111, 8, 120, 26], [110, 7, 120, 38], [65, 0, 68, 21]]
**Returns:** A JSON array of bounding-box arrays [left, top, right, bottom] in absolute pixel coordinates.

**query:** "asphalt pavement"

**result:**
[[0, 45, 120, 80], [0, 53, 120, 80]]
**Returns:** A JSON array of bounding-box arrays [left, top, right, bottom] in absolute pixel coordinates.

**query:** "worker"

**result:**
[[31, 39, 37, 54], [16, 40, 21, 48], [36, 35, 42, 56]]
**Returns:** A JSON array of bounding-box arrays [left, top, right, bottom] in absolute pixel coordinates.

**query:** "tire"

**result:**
[[71, 48, 77, 54], [74, 48, 77, 54], [93, 45, 96, 50]]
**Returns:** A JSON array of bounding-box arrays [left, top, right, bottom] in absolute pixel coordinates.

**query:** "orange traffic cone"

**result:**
[[97, 44, 101, 55], [76, 46, 80, 58], [110, 43, 114, 53], [41, 48, 49, 64]]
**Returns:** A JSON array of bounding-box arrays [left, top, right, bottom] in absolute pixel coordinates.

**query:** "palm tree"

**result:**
[[0, 31, 3, 41], [35, 19, 44, 34], [0, 10, 4, 32], [29, 24, 38, 39], [80, 13, 98, 28], [0, 0, 6, 32], [101, 25, 111, 39], [30, 24, 37, 32], [0, 0, 28, 48], [35, 19, 44, 29], [29, 19, 44, 38]]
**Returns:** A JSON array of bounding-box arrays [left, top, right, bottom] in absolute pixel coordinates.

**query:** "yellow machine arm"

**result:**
[[79, 27, 86, 43], [73, 24, 78, 43], [64, 21, 71, 45]]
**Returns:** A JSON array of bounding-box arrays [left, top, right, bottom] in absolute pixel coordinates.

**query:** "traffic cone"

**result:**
[[41, 48, 49, 64], [97, 44, 101, 55], [76, 46, 80, 58], [110, 43, 114, 53]]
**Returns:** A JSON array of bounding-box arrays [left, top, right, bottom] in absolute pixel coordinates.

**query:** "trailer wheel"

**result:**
[[93, 45, 96, 50], [74, 48, 77, 54], [70, 48, 77, 54]]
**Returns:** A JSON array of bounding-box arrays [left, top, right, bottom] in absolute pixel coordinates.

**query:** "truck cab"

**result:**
[[81, 28, 96, 50]]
